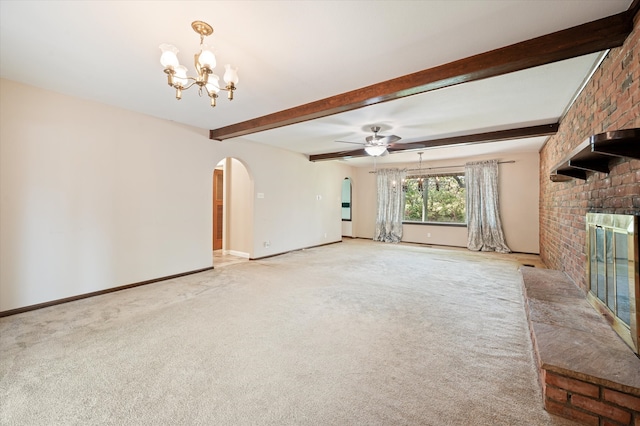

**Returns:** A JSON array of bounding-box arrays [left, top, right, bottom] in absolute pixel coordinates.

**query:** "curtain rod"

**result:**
[[369, 160, 515, 174]]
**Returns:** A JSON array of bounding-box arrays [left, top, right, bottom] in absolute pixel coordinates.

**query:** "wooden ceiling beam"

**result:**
[[308, 123, 559, 162], [210, 9, 634, 141]]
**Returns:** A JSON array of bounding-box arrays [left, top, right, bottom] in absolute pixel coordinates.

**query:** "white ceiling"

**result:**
[[0, 1, 632, 167]]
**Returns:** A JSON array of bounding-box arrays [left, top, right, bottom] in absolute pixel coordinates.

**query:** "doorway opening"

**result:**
[[213, 167, 224, 251], [212, 158, 253, 265]]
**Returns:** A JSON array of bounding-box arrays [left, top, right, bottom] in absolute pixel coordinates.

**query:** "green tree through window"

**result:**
[[403, 174, 466, 223]]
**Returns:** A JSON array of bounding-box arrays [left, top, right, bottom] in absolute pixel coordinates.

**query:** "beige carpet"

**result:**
[[0, 239, 577, 425]]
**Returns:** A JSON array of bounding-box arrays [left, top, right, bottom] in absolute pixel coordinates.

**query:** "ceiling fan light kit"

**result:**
[[160, 21, 239, 107], [364, 144, 388, 157]]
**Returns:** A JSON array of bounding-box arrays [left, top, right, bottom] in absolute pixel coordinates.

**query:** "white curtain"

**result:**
[[465, 160, 511, 253], [374, 168, 406, 243]]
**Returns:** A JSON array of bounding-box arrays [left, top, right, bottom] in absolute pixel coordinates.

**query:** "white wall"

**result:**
[[209, 139, 352, 259], [342, 221, 353, 237], [227, 158, 252, 257], [0, 79, 354, 311], [353, 152, 540, 253], [354, 167, 377, 239], [0, 79, 216, 311], [498, 152, 540, 253]]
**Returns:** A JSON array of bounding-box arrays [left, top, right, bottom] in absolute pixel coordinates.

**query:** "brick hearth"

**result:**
[[520, 267, 640, 426]]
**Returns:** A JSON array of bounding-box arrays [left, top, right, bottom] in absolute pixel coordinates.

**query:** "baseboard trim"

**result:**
[[225, 250, 250, 258], [250, 240, 342, 260], [359, 237, 540, 256], [0, 266, 214, 318]]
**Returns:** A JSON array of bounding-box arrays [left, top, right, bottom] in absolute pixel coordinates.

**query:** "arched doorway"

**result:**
[[213, 158, 253, 262], [213, 166, 224, 250]]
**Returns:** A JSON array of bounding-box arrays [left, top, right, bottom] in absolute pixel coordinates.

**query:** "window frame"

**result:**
[[402, 172, 467, 226]]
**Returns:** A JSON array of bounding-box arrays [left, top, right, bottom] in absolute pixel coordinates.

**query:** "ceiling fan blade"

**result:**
[[335, 140, 365, 145], [366, 134, 401, 145], [374, 135, 401, 145]]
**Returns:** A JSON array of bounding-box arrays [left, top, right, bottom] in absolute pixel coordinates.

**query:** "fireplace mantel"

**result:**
[[550, 128, 640, 182]]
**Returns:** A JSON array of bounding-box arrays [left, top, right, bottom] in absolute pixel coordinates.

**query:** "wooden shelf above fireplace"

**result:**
[[549, 128, 640, 181]]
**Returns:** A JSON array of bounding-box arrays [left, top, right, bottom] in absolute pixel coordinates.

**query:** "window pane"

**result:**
[[403, 174, 465, 224], [426, 175, 466, 223], [404, 179, 424, 221]]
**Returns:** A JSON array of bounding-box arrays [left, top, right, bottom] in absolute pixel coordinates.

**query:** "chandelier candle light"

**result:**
[[159, 21, 239, 107]]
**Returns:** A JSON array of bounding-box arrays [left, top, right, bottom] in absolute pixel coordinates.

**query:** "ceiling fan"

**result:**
[[336, 126, 402, 156]]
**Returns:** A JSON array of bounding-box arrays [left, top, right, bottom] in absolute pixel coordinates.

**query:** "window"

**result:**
[[341, 177, 352, 221], [403, 173, 466, 224]]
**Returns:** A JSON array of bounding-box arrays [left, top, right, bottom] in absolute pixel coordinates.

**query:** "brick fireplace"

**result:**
[[539, 10, 639, 290], [536, 6, 640, 426]]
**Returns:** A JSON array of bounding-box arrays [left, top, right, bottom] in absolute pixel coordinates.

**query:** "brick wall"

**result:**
[[539, 11, 640, 290], [543, 370, 640, 426]]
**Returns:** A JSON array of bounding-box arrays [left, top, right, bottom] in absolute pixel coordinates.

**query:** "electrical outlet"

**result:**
[[427, 233, 431, 238], [264, 241, 270, 248]]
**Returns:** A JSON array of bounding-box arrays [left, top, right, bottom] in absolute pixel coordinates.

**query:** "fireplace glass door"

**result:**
[[589, 226, 631, 327], [586, 213, 638, 354]]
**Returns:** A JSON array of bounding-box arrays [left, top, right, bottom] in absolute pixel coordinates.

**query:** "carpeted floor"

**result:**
[[0, 239, 578, 425]]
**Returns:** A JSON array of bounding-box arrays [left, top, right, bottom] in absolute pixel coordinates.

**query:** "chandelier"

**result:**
[[159, 21, 239, 107], [402, 152, 425, 193]]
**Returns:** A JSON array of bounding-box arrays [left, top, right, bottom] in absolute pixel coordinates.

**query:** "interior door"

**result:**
[[213, 169, 224, 250]]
